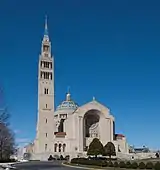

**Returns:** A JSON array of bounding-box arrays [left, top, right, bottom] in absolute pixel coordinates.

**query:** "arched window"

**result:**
[[63, 144, 66, 152], [59, 144, 62, 152], [54, 143, 57, 152]]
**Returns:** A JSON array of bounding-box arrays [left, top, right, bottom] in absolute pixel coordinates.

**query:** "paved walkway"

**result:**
[[14, 161, 81, 170], [0, 161, 107, 170], [62, 162, 104, 170]]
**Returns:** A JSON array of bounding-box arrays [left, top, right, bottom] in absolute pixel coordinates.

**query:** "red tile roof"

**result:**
[[54, 132, 66, 136], [116, 134, 125, 137]]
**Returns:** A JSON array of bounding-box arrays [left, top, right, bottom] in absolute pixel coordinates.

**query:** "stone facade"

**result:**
[[33, 18, 129, 160]]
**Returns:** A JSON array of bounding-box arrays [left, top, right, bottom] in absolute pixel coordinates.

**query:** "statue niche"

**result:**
[[84, 110, 100, 138]]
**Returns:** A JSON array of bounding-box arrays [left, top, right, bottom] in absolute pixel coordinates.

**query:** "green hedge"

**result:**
[[71, 158, 106, 166], [71, 158, 160, 169], [0, 159, 16, 163], [154, 162, 160, 170]]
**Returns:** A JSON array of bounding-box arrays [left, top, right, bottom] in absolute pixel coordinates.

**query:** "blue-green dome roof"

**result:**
[[56, 100, 78, 111], [56, 93, 78, 111]]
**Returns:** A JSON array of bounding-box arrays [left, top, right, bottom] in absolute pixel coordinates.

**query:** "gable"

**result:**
[[78, 100, 112, 118]]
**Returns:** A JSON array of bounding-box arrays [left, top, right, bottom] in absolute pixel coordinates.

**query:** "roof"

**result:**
[[56, 100, 78, 111], [54, 132, 66, 136], [115, 134, 125, 137], [56, 92, 78, 111]]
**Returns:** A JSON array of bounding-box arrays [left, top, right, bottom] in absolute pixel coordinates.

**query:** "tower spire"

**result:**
[[44, 15, 48, 36], [42, 15, 50, 43]]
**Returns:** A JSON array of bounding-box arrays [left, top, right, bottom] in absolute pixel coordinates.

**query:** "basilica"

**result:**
[[32, 18, 129, 160]]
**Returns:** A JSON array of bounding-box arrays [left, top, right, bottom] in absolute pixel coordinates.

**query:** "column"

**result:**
[[78, 116, 83, 152], [110, 119, 112, 141]]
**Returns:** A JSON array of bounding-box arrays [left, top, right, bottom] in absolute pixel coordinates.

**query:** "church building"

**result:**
[[33, 18, 129, 160]]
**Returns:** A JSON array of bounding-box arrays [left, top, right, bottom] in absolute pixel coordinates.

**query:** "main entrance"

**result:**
[[83, 109, 101, 151]]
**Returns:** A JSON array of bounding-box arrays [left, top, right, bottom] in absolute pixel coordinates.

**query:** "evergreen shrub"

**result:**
[[119, 161, 126, 168], [113, 161, 119, 167], [130, 162, 138, 169], [126, 161, 131, 168], [108, 161, 114, 167], [145, 162, 153, 169], [138, 162, 146, 169]]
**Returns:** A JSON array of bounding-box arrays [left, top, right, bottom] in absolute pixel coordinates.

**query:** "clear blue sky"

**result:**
[[0, 0, 160, 149]]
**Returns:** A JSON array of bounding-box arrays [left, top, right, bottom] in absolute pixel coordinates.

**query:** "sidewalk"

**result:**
[[0, 161, 22, 170]]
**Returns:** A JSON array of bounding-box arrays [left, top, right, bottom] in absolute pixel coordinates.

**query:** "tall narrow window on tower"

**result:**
[[40, 71, 43, 78], [50, 73, 52, 80], [42, 72, 52, 80], [43, 72, 49, 79], [41, 61, 43, 68], [44, 88, 49, 94]]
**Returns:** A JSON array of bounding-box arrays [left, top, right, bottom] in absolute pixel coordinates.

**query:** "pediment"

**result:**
[[78, 100, 111, 117]]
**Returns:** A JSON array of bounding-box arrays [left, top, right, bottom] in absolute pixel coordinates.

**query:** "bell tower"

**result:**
[[38, 16, 54, 111], [35, 16, 55, 155]]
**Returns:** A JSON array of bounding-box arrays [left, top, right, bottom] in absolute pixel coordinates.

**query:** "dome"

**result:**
[[56, 92, 78, 111], [56, 100, 78, 111]]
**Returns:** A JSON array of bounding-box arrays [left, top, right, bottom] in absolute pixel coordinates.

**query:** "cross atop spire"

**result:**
[[66, 86, 71, 101], [44, 15, 48, 36], [67, 86, 70, 94]]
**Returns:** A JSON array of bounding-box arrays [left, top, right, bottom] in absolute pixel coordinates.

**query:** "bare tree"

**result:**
[[0, 109, 10, 125], [0, 109, 15, 161]]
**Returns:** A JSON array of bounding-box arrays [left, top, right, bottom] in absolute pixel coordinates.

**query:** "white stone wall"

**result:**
[[113, 137, 129, 154], [116, 152, 156, 160]]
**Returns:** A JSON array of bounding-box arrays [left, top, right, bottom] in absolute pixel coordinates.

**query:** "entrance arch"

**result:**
[[83, 109, 101, 151]]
